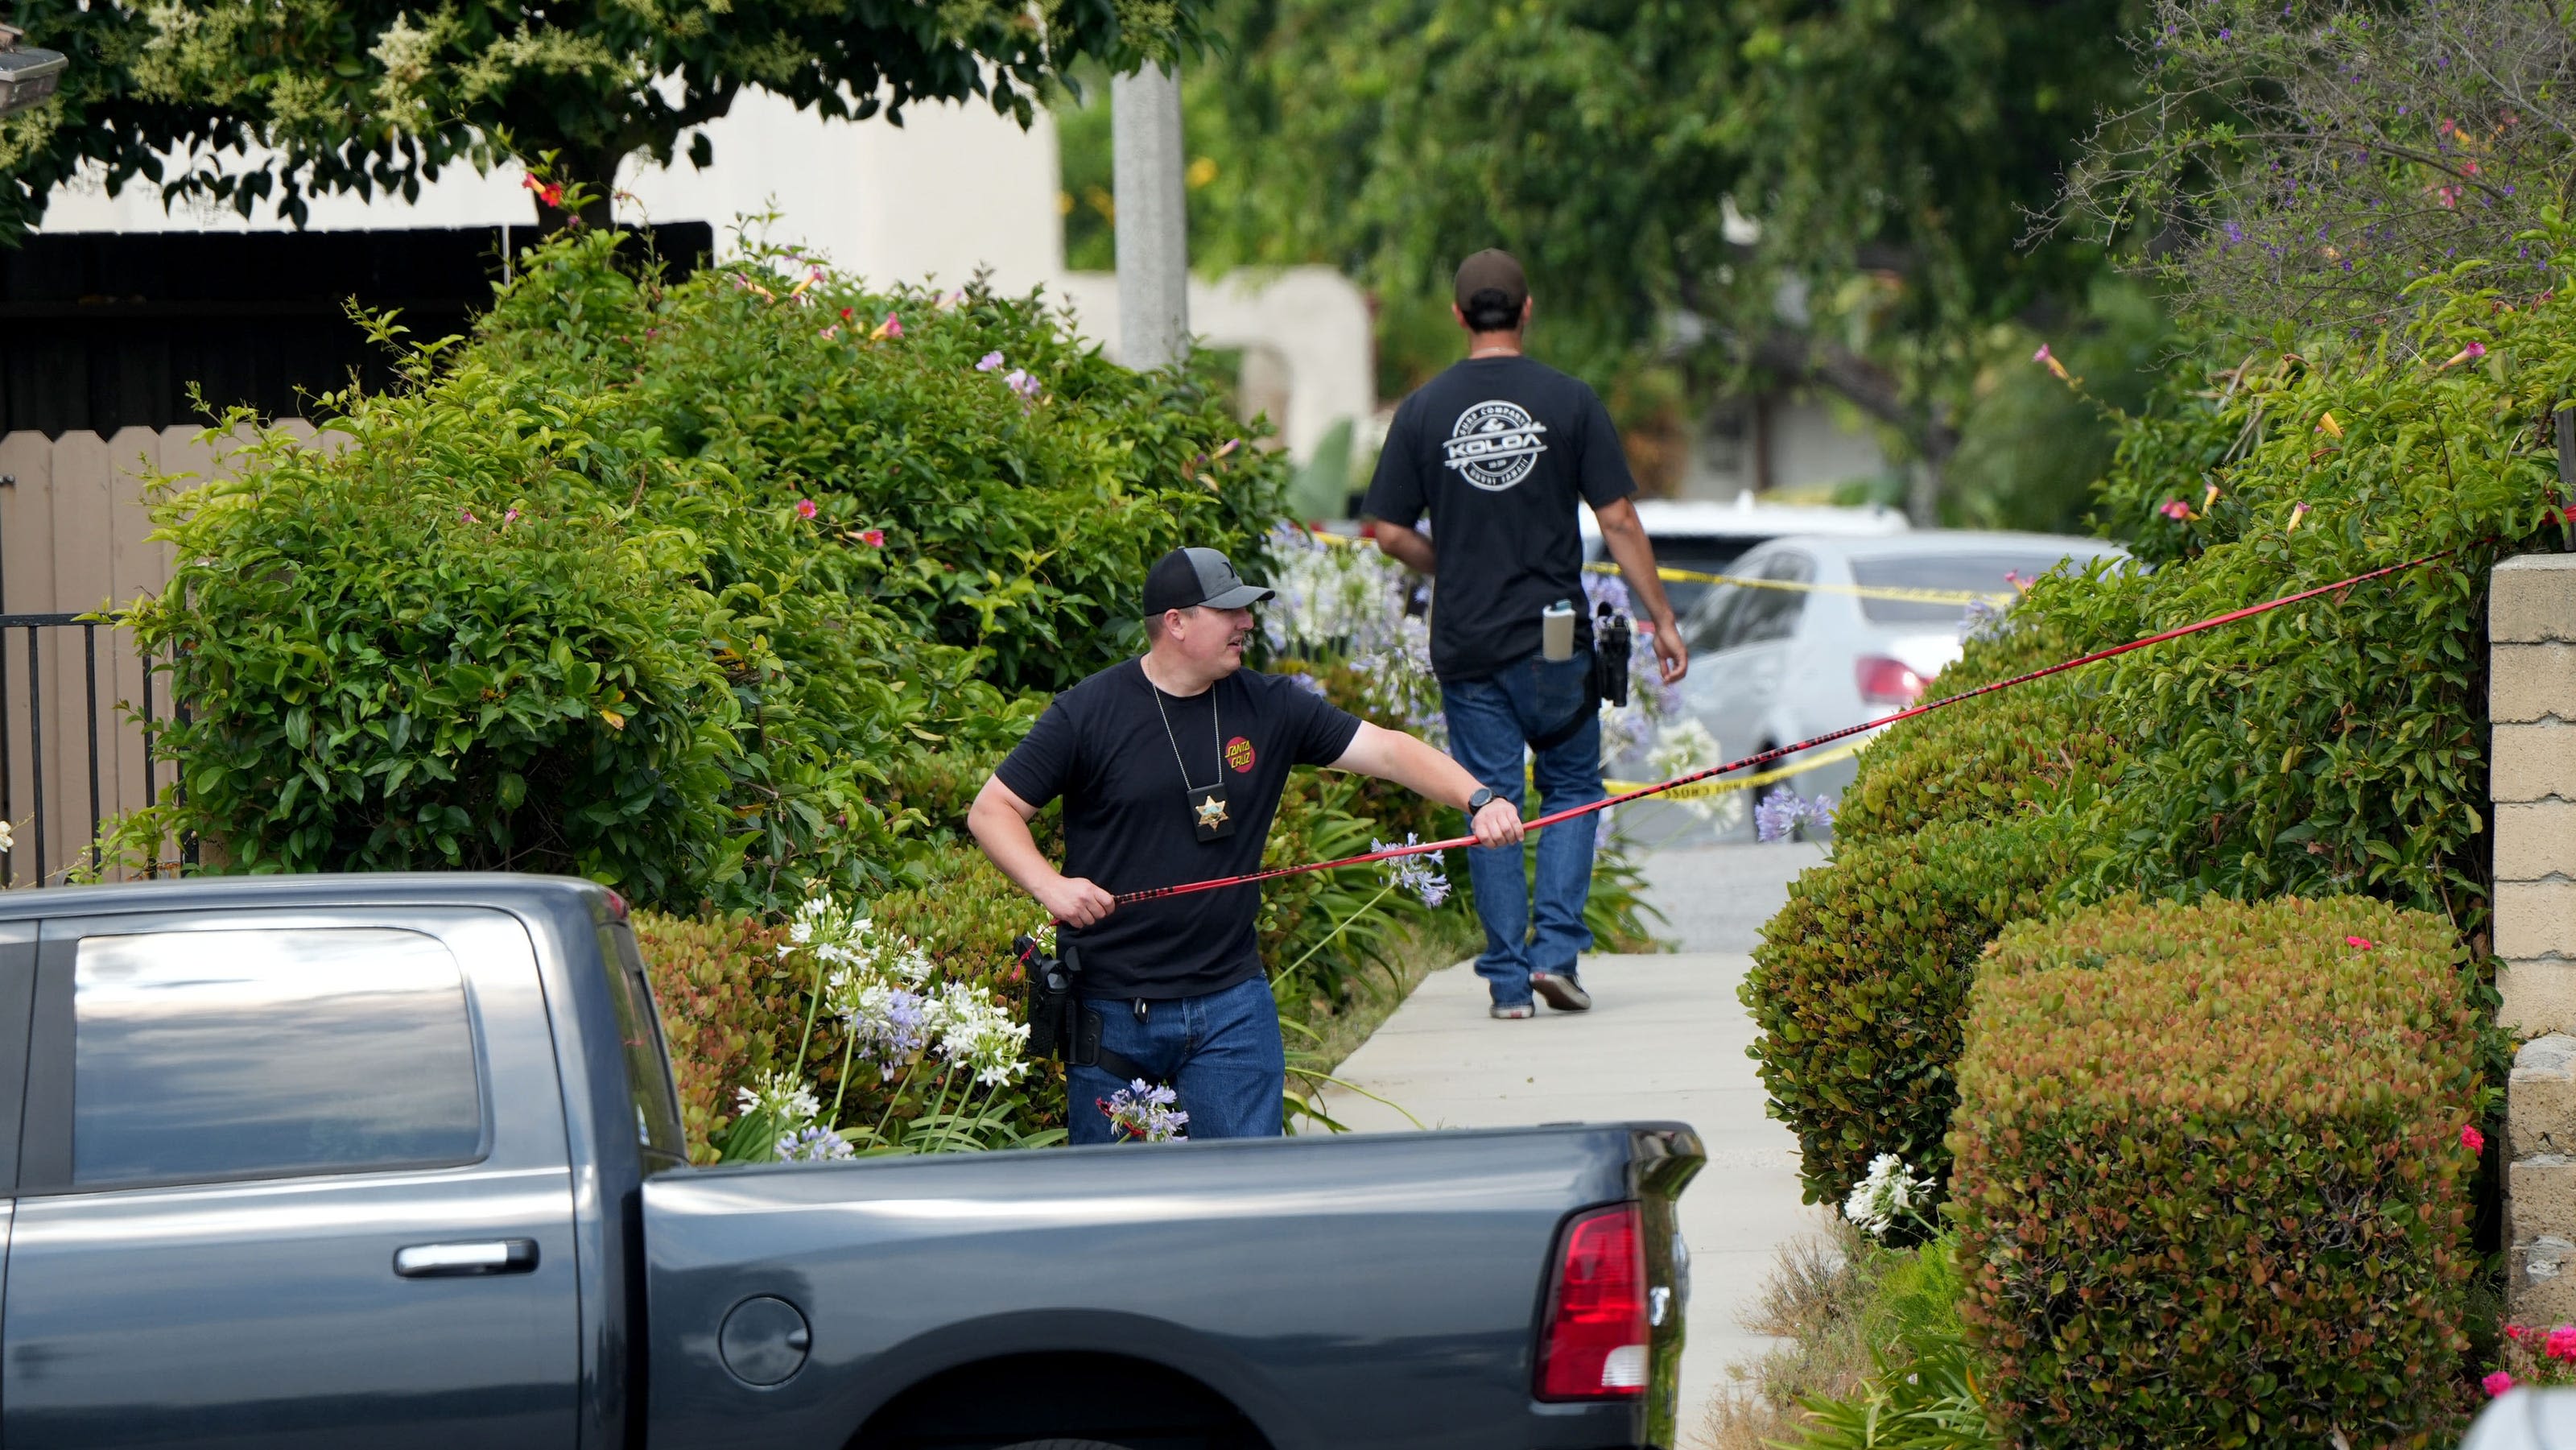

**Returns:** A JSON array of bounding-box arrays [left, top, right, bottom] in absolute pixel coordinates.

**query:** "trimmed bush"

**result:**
[[1950, 894, 2482, 1449], [1743, 813, 2081, 1208]]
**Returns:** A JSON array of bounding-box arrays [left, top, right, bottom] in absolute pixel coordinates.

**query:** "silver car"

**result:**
[[1674, 530, 2128, 831]]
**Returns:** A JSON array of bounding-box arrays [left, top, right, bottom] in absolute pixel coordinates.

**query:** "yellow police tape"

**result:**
[[1302, 529, 2006, 607], [1597, 742, 1864, 800]]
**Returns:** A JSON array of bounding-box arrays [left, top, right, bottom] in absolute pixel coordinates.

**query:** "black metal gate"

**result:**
[[0, 613, 189, 886]]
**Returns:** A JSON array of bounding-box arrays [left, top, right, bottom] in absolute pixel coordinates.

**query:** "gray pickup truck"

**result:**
[[0, 874, 1704, 1450]]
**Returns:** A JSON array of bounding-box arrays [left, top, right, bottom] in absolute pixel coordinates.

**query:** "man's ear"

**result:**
[[1519, 296, 1533, 329], [1452, 303, 1470, 333]]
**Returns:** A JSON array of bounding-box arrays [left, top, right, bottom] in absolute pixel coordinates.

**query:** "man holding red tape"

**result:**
[[969, 545, 1524, 1142]]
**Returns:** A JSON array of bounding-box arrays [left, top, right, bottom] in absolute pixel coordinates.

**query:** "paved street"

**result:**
[[1309, 838, 1830, 1444]]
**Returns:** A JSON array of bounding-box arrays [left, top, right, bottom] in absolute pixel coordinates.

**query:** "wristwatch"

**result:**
[[1466, 787, 1496, 814]]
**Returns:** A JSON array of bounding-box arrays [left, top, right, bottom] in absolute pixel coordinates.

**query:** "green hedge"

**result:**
[[634, 908, 798, 1162], [1950, 894, 2482, 1448], [1742, 813, 2080, 1210]]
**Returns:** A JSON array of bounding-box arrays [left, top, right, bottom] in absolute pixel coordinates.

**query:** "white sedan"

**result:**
[[1674, 530, 2128, 832]]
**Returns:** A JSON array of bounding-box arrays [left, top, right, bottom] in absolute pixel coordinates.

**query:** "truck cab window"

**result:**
[[71, 928, 483, 1188], [600, 923, 687, 1172]]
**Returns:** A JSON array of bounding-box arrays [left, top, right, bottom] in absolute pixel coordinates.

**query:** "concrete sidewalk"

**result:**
[[1308, 841, 1831, 1445]]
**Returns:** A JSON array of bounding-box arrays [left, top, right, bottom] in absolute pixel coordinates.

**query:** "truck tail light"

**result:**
[[1856, 655, 1928, 708], [1537, 1204, 1649, 1401]]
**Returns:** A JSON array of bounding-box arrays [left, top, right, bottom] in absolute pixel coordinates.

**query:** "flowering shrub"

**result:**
[[2486, 1322, 2576, 1399], [119, 225, 1283, 915], [1949, 894, 2483, 1448]]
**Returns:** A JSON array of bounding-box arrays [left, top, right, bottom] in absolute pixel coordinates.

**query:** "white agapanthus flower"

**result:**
[[1842, 1153, 1937, 1240], [735, 1067, 822, 1128], [927, 981, 1033, 1089]]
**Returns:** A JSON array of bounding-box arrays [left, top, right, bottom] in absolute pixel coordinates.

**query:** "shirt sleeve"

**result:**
[[992, 696, 1079, 808], [1575, 383, 1639, 508], [1359, 399, 1427, 527], [1281, 676, 1366, 767]]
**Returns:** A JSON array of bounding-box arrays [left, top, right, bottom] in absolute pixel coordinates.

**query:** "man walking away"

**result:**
[[968, 546, 1525, 1142], [1361, 249, 1686, 1020]]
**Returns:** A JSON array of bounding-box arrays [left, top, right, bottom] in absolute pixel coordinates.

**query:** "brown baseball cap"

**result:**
[[1453, 249, 1528, 311]]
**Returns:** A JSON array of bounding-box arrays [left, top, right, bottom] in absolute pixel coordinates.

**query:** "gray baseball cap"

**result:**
[[1142, 547, 1274, 614]]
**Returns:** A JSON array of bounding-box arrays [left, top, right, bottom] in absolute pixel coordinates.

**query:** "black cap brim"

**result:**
[[1201, 584, 1274, 609]]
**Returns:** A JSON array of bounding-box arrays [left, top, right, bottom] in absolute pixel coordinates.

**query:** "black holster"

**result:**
[[1015, 934, 1163, 1087]]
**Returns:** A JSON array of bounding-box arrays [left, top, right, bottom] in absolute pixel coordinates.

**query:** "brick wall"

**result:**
[[2496, 554, 2576, 1317]]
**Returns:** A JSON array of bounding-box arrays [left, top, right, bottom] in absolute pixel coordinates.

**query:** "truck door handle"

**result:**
[[394, 1239, 539, 1278]]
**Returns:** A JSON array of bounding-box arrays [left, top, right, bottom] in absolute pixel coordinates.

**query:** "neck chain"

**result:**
[[1146, 662, 1223, 791]]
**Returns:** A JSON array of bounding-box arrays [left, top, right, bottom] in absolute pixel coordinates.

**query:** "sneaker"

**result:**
[[1531, 973, 1593, 1013], [1490, 1002, 1536, 1020]]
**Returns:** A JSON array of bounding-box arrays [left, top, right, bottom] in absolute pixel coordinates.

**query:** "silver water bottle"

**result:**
[[1542, 599, 1577, 662]]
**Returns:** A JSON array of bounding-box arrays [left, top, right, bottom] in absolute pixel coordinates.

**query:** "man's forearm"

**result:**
[[1340, 723, 1486, 807], [1368, 521, 1439, 576], [1600, 520, 1678, 630]]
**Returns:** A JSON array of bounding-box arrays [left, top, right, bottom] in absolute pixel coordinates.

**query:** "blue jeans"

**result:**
[[1066, 973, 1286, 1144], [1443, 650, 1603, 1006]]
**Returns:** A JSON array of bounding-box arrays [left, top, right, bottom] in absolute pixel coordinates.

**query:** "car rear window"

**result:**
[[71, 928, 483, 1188], [1851, 551, 2091, 626]]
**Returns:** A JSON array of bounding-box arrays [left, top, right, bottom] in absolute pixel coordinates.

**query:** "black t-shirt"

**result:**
[[1360, 355, 1638, 680], [993, 659, 1364, 999]]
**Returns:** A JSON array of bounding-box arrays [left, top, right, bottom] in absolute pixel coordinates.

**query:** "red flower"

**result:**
[[860, 528, 886, 547], [795, 498, 818, 520], [2346, 936, 2374, 949], [2159, 499, 2192, 521], [2549, 1324, 2576, 1361], [2462, 1125, 2487, 1154], [840, 308, 855, 323], [2486, 1370, 2516, 1398]]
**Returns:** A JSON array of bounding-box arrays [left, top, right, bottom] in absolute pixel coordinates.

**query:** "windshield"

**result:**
[[1851, 550, 2099, 626]]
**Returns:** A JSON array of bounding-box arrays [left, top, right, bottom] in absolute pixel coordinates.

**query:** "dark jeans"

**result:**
[[1441, 649, 1603, 1006], [1066, 973, 1286, 1143]]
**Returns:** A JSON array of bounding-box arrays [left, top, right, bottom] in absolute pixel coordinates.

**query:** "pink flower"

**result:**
[[2346, 936, 2374, 948], [976, 351, 1006, 372], [460, 509, 481, 523], [502, 508, 520, 524], [869, 312, 902, 341], [2442, 341, 2489, 369], [2463, 1125, 2487, 1154], [2509, 1324, 2531, 1341], [859, 528, 886, 547], [795, 499, 818, 520], [2549, 1324, 2576, 1361], [2159, 499, 2192, 521], [2486, 1370, 2516, 1398], [2287, 502, 2310, 531], [2033, 344, 2071, 382]]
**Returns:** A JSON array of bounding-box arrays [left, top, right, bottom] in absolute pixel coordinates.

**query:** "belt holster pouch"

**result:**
[[1016, 934, 1079, 1061], [1591, 605, 1633, 708]]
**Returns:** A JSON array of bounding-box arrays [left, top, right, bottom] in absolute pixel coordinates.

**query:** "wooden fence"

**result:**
[[0, 423, 320, 885]]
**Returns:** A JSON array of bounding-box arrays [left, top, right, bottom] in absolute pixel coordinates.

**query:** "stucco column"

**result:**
[[1112, 60, 1190, 373], [2494, 554, 2576, 1317]]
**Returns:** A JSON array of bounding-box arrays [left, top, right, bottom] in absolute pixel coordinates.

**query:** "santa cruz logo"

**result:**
[[1225, 736, 1257, 773], [1441, 400, 1550, 491]]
